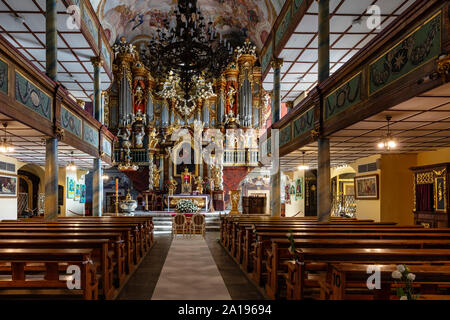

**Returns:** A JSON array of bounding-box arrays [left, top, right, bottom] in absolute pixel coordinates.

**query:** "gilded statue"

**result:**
[[152, 164, 161, 189], [195, 176, 204, 194], [226, 86, 236, 109], [211, 165, 222, 191], [167, 176, 178, 196]]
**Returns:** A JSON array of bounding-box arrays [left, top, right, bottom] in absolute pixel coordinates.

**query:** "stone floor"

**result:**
[[117, 232, 264, 300]]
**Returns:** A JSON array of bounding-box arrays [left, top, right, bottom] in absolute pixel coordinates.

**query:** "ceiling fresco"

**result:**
[[90, 0, 286, 50]]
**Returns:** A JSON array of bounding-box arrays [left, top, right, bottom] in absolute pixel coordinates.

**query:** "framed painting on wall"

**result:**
[[75, 184, 81, 201], [67, 177, 75, 199], [296, 178, 303, 200], [343, 182, 355, 196], [0, 174, 17, 197], [80, 184, 86, 203], [354, 174, 379, 200]]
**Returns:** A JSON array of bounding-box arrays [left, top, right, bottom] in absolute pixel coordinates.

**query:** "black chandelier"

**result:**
[[141, 0, 234, 98]]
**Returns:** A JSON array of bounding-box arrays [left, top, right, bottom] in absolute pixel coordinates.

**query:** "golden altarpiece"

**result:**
[[104, 37, 265, 211]]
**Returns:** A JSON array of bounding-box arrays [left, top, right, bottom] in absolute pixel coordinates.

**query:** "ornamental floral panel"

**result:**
[[325, 73, 361, 121], [293, 107, 314, 139], [15, 72, 52, 121], [83, 121, 99, 148], [0, 58, 8, 94], [61, 106, 82, 138], [280, 124, 292, 146], [369, 12, 441, 95], [102, 137, 112, 156]]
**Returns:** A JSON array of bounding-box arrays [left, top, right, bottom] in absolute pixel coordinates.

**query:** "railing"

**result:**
[[331, 194, 356, 217], [223, 149, 259, 167]]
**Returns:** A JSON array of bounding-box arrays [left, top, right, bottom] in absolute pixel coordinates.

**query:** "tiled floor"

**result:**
[[118, 232, 264, 300]]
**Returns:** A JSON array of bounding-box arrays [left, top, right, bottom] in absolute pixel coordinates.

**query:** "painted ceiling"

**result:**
[[90, 0, 287, 50]]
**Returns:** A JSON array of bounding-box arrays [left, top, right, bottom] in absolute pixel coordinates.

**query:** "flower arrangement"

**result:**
[[287, 232, 299, 262], [391, 264, 419, 300], [176, 199, 200, 213]]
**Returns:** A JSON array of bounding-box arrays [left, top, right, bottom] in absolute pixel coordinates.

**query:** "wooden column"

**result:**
[[92, 158, 103, 216], [44, 138, 58, 221], [91, 57, 104, 123], [44, 0, 58, 221], [317, 0, 331, 222], [45, 0, 57, 81]]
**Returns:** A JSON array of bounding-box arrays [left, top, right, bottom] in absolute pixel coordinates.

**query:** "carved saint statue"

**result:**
[[167, 176, 178, 196], [195, 176, 204, 194], [118, 127, 131, 150], [226, 86, 236, 110], [152, 164, 161, 189], [134, 126, 145, 148]]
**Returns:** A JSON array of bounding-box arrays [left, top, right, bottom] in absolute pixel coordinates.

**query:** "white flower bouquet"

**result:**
[[176, 199, 200, 213], [391, 264, 418, 300]]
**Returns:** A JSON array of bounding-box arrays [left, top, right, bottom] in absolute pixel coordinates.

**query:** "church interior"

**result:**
[[0, 0, 448, 303]]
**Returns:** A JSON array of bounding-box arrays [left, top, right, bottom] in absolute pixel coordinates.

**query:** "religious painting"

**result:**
[[435, 177, 446, 212], [295, 178, 303, 200], [67, 177, 75, 199], [343, 182, 355, 196], [354, 174, 379, 200], [173, 140, 199, 177], [75, 184, 81, 201], [80, 184, 86, 203], [284, 185, 290, 204], [0, 174, 17, 197], [289, 184, 295, 195]]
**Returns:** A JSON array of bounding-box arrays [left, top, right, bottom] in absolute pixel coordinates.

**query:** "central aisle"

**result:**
[[151, 237, 232, 300]]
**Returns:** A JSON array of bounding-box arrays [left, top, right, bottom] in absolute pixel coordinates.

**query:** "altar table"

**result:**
[[164, 195, 209, 212]]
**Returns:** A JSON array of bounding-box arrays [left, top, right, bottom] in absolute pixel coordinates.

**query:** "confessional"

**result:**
[[411, 163, 449, 228]]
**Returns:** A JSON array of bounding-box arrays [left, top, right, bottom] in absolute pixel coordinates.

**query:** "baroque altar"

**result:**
[[105, 36, 267, 211]]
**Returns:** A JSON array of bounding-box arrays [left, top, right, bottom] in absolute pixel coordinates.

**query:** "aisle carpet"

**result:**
[[151, 236, 231, 300]]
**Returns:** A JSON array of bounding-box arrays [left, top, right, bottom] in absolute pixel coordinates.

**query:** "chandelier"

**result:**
[[0, 123, 14, 153], [157, 71, 215, 117], [141, 0, 234, 98], [377, 115, 397, 151]]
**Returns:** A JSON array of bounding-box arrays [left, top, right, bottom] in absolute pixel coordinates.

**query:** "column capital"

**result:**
[[286, 101, 294, 109], [271, 58, 283, 69], [90, 56, 104, 67]]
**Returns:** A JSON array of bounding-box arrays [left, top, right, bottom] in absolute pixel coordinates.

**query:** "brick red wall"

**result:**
[[222, 167, 252, 206]]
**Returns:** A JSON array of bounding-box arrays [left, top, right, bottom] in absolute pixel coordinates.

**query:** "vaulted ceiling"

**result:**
[[90, 0, 286, 49]]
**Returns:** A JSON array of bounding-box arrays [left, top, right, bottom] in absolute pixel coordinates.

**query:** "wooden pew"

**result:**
[[0, 239, 114, 299], [0, 248, 98, 300], [0, 227, 135, 274], [251, 231, 450, 287], [0, 232, 126, 287], [286, 248, 450, 300], [0, 222, 146, 263], [322, 263, 450, 300], [264, 238, 450, 299]]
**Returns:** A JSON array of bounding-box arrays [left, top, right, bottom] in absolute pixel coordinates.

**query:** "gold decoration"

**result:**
[[416, 172, 433, 184], [54, 126, 65, 141], [167, 176, 178, 196], [152, 163, 161, 189], [195, 176, 204, 194], [229, 190, 240, 215], [90, 56, 104, 68], [271, 58, 283, 69], [437, 54, 450, 82]]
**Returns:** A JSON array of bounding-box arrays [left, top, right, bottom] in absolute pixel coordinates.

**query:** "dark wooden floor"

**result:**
[[117, 232, 264, 300]]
